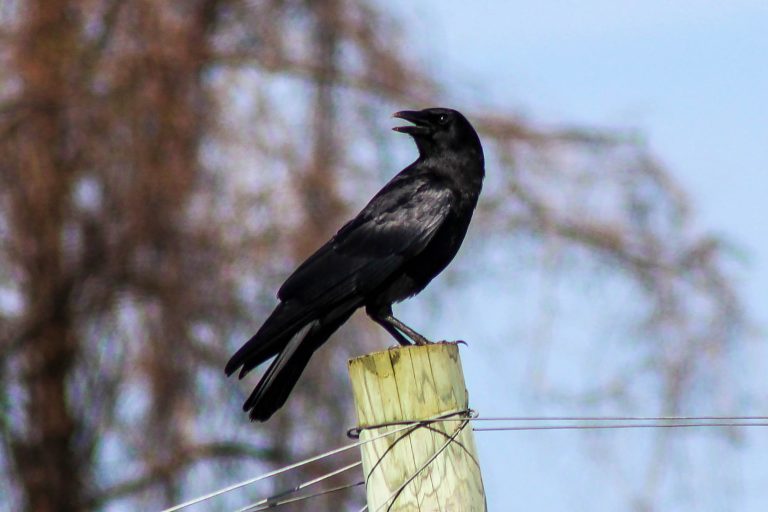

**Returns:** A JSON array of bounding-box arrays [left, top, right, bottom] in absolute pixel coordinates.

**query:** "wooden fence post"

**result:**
[[348, 342, 486, 511]]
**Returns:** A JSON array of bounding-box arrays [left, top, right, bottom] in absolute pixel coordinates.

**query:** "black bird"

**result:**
[[225, 107, 485, 421]]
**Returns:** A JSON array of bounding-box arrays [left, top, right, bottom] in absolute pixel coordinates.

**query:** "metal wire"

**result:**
[[379, 419, 470, 512], [238, 480, 364, 511], [160, 424, 412, 512], [161, 409, 471, 512], [350, 411, 768, 431], [235, 461, 362, 512], [356, 418, 471, 512], [347, 408, 471, 438], [474, 422, 768, 432], [440, 415, 768, 422]]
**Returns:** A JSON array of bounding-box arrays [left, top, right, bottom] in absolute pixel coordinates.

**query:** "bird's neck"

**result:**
[[417, 150, 484, 191]]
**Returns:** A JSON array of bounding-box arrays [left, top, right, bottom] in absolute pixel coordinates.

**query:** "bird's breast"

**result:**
[[402, 206, 473, 292]]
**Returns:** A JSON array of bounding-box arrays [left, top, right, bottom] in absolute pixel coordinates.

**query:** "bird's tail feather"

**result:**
[[243, 305, 356, 422], [244, 320, 321, 422], [225, 301, 314, 378]]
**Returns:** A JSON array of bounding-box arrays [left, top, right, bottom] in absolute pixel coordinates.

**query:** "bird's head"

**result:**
[[392, 107, 482, 157]]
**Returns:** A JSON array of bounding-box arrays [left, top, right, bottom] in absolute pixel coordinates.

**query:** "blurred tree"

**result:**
[[0, 1, 743, 512]]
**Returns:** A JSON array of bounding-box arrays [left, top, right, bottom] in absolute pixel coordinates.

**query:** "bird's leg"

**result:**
[[366, 304, 432, 346], [382, 314, 432, 345], [376, 318, 413, 346], [367, 305, 412, 346]]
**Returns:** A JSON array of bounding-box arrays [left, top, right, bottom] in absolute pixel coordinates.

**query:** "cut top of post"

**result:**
[[349, 342, 469, 428]]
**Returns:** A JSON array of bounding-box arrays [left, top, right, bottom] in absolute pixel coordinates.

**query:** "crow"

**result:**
[[225, 107, 485, 421]]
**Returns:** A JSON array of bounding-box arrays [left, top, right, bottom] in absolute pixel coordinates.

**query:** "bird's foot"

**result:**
[[411, 333, 433, 345], [432, 339, 468, 346]]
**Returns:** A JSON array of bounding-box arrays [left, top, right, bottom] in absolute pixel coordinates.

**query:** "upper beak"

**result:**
[[392, 110, 431, 135]]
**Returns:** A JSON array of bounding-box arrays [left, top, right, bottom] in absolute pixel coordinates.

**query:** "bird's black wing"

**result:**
[[225, 174, 453, 389], [278, 174, 454, 304]]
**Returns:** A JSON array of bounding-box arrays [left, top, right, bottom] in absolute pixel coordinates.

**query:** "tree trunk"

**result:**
[[9, 1, 85, 510]]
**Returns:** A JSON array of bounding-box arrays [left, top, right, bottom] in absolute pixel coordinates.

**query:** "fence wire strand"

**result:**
[[238, 481, 364, 511], [160, 410, 464, 512], [159, 422, 411, 512], [235, 461, 362, 512]]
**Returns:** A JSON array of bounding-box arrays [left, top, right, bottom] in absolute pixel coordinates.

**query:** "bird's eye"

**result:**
[[437, 114, 449, 124]]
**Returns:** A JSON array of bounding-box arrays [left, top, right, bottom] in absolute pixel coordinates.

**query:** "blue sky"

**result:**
[[388, 1, 767, 509]]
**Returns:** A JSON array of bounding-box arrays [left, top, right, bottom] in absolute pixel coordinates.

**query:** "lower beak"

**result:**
[[392, 111, 430, 135]]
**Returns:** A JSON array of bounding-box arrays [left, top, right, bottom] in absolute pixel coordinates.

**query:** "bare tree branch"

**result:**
[[89, 442, 273, 507]]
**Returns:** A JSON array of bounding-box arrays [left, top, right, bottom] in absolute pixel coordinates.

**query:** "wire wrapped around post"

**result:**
[[348, 342, 487, 511]]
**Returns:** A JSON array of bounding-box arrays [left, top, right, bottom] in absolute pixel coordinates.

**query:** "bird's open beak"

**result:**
[[392, 110, 431, 135]]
